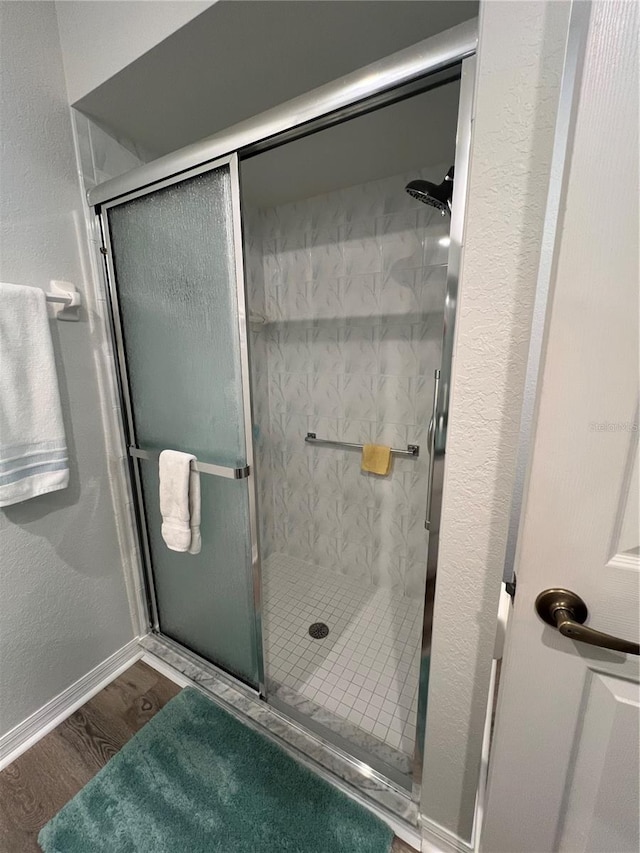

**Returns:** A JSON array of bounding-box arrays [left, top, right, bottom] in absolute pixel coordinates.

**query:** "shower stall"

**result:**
[[241, 128, 456, 786], [91, 20, 476, 821]]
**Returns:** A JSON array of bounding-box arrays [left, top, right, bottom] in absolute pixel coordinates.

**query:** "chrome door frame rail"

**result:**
[[411, 54, 477, 801], [90, 16, 479, 822], [129, 447, 250, 480], [98, 210, 161, 631], [228, 152, 267, 698]]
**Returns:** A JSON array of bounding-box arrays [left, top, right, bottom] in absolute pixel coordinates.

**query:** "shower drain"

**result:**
[[308, 622, 329, 640]]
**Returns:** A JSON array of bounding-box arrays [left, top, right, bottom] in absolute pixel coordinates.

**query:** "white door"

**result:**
[[481, 2, 639, 852]]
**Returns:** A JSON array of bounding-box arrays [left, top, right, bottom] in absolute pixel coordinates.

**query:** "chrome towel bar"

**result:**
[[305, 433, 419, 458], [129, 447, 250, 480]]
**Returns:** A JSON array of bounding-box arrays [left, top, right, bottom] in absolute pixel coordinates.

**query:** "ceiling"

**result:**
[[75, 0, 478, 160], [240, 77, 460, 208]]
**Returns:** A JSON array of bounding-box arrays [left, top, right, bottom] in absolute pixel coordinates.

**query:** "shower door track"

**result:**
[[88, 20, 477, 208], [141, 633, 418, 830], [92, 17, 478, 822]]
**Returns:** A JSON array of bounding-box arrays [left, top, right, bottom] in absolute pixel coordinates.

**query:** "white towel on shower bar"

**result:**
[[159, 449, 201, 554], [0, 282, 69, 506]]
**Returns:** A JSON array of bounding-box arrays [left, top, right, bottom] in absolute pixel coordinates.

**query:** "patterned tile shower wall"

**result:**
[[245, 165, 450, 599]]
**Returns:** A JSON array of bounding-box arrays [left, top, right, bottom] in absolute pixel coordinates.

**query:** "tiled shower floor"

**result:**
[[263, 553, 422, 762]]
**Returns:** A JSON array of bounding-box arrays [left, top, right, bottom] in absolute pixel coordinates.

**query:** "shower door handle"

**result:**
[[425, 369, 440, 531]]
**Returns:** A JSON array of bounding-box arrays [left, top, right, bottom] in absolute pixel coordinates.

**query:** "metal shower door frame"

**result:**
[[97, 152, 266, 697], [411, 53, 476, 801], [89, 16, 479, 819]]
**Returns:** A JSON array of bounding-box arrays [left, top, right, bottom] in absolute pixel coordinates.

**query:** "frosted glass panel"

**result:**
[[107, 163, 258, 686], [108, 167, 245, 466], [139, 464, 257, 684]]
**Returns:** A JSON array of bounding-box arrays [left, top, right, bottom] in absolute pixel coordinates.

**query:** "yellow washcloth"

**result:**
[[361, 444, 392, 476]]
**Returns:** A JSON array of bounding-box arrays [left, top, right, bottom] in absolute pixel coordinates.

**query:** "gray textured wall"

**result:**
[[56, 0, 213, 104], [0, 1, 134, 739]]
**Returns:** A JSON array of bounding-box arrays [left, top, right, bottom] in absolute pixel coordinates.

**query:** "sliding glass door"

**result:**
[[101, 156, 262, 689]]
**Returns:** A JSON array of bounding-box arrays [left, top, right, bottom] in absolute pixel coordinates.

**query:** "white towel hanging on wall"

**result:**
[[0, 282, 69, 506]]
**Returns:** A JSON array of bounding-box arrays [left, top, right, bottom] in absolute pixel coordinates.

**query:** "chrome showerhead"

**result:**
[[405, 166, 454, 215]]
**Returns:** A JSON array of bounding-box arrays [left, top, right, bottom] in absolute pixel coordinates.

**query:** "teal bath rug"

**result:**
[[39, 687, 393, 853]]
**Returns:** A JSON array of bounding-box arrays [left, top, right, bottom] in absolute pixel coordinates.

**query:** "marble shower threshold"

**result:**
[[139, 634, 418, 830]]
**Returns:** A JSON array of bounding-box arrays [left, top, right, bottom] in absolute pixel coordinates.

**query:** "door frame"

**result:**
[[500, 0, 591, 591], [91, 19, 479, 810]]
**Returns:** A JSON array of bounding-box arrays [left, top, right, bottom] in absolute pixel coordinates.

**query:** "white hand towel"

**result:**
[[0, 282, 69, 506], [159, 449, 201, 554]]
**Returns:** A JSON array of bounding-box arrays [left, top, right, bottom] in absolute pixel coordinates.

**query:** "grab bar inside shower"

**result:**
[[305, 433, 419, 458], [129, 447, 251, 479]]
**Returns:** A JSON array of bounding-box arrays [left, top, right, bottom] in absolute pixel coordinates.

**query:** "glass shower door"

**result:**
[[103, 156, 261, 688]]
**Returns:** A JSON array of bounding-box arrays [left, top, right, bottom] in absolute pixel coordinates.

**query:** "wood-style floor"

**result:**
[[0, 661, 415, 853]]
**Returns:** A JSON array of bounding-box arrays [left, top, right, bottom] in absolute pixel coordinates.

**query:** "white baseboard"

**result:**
[[421, 816, 474, 853], [0, 638, 142, 771]]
